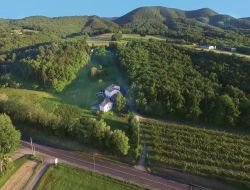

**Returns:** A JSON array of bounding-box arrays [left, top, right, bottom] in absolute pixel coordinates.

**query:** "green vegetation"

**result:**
[[141, 119, 250, 186], [0, 114, 20, 174], [114, 92, 126, 113], [115, 7, 250, 47], [1, 7, 250, 53], [36, 164, 147, 190], [0, 88, 129, 155], [0, 39, 90, 92], [0, 156, 28, 188], [111, 32, 123, 41], [116, 40, 250, 128], [128, 113, 141, 160], [59, 48, 127, 108]]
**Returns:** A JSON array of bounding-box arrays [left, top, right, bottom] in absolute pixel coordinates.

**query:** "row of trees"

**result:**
[[0, 114, 20, 175], [115, 40, 250, 128], [0, 93, 130, 155], [127, 113, 141, 160]]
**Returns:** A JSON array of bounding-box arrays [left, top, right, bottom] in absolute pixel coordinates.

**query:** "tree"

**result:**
[[128, 113, 141, 160], [0, 114, 20, 173], [111, 130, 130, 155], [114, 92, 126, 113], [111, 32, 123, 41], [214, 95, 240, 127]]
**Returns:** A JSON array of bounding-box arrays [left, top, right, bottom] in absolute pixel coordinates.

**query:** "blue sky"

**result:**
[[1, 0, 249, 19]]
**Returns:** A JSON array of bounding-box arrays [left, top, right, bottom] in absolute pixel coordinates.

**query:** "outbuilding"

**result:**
[[105, 84, 120, 98], [99, 98, 113, 112]]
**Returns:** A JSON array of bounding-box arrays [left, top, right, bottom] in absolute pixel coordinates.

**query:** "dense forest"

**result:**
[[115, 40, 250, 128], [0, 39, 90, 92]]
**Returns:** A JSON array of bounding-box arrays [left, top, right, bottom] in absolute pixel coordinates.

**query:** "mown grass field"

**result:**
[[87, 33, 165, 46], [141, 119, 250, 187], [0, 156, 29, 188], [35, 164, 148, 190], [0, 87, 128, 131], [60, 53, 126, 109]]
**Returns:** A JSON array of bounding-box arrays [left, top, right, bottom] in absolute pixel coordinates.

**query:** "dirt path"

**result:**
[[1, 160, 37, 190]]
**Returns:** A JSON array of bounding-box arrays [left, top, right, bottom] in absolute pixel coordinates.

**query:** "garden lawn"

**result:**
[[35, 164, 148, 190], [0, 87, 128, 131], [59, 52, 127, 109]]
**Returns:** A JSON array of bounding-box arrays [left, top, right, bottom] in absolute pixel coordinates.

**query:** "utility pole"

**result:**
[[30, 137, 36, 156], [93, 153, 96, 171], [30, 137, 34, 155]]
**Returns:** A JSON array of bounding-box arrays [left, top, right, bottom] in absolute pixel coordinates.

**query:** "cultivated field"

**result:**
[[0, 156, 29, 188], [0, 159, 37, 190], [141, 119, 250, 186], [87, 33, 165, 46], [35, 164, 148, 190]]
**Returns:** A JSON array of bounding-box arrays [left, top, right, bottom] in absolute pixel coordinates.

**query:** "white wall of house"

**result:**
[[100, 102, 113, 112]]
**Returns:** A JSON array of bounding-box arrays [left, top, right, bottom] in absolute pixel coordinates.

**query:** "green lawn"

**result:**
[[0, 156, 29, 188], [59, 53, 127, 109], [35, 164, 148, 190], [0, 87, 128, 132]]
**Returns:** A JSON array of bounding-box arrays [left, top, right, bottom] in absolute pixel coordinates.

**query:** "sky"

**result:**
[[1, 0, 250, 19]]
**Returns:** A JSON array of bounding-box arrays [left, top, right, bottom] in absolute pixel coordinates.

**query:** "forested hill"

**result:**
[[115, 40, 250, 128], [1, 6, 250, 52], [115, 6, 250, 30]]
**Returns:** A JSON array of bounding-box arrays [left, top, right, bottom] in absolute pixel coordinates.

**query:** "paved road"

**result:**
[[21, 140, 189, 190]]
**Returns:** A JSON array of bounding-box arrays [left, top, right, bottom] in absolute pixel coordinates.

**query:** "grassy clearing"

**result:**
[[35, 164, 148, 190], [87, 33, 165, 46], [0, 156, 29, 188], [59, 50, 127, 108], [0, 87, 128, 131], [141, 119, 250, 187]]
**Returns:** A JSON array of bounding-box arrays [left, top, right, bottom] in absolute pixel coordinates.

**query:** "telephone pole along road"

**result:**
[[21, 140, 189, 190]]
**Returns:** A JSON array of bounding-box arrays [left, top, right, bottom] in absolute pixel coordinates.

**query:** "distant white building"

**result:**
[[199, 45, 216, 50], [99, 98, 113, 112], [105, 84, 120, 98]]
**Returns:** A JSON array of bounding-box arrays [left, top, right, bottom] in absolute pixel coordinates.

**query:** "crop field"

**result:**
[[1, 160, 37, 190], [87, 33, 165, 46], [35, 164, 148, 190], [141, 119, 250, 184], [0, 156, 29, 188]]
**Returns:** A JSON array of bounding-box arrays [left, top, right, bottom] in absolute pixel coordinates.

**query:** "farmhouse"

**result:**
[[99, 98, 113, 112], [198, 45, 216, 50], [105, 84, 120, 98]]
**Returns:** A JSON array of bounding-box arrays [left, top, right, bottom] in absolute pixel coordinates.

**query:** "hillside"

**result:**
[[1, 6, 250, 52], [115, 6, 250, 30]]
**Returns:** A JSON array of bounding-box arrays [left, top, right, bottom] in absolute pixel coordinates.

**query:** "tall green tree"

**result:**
[[114, 92, 126, 113], [128, 113, 140, 160], [214, 95, 240, 127], [0, 114, 20, 173], [111, 130, 130, 155]]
